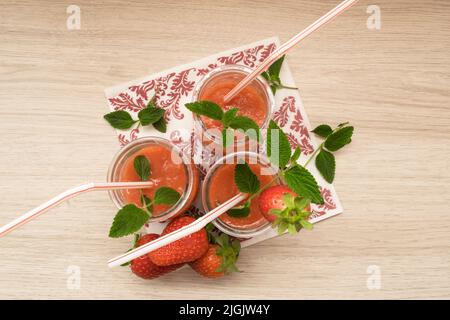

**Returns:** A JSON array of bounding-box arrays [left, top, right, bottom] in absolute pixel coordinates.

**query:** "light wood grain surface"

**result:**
[[0, 0, 449, 300]]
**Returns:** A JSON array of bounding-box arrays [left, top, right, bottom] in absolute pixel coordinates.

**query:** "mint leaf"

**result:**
[[267, 120, 291, 169], [291, 147, 301, 163], [227, 205, 250, 218], [222, 108, 239, 128], [153, 116, 167, 133], [138, 107, 164, 126], [284, 165, 323, 204], [104, 111, 137, 130], [315, 149, 336, 183], [153, 187, 181, 205], [134, 155, 150, 181], [324, 126, 354, 151], [185, 101, 224, 121], [109, 204, 149, 238], [262, 55, 285, 94], [311, 124, 333, 138], [228, 116, 260, 141], [222, 128, 233, 148], [234, 163, 260, 194], [268, 55, 285, 81]]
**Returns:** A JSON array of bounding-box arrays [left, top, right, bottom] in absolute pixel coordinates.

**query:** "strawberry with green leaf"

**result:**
[[258, 185, 312, 234], [190, 234, 240, 278]]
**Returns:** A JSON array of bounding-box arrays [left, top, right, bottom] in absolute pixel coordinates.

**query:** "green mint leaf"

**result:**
[[153, 116, 167, 133], [222, 108, 239, 128], [133, 155, 151, 181], [138, 107, 164, 126], [228, 116, 260, 141], [109, 204, 149, 238], [104, 111, 137, 130], [222, 128, 234, 148], [311, 124, 333, 138], [267, 120, 291, 169], [291, 147, 301, 163], [234, 163, 260, 194], [185, 100, 224, 121], [262, 55, 285, 94], [227, 205, 250, 218], [140, 194, 153, 215], [324, 126, 354, 152], [284, 165, 324, 204], [315, 149, 336, 183], [338, 122, 349, 128], [268, 55, 285, 80], [153, 187, 181, 205]]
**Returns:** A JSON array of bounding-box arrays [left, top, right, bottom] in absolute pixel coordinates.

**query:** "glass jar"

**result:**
[[202, 151, 279, 238], [107, 136, 199, 222], [191, 64, 275, 154]]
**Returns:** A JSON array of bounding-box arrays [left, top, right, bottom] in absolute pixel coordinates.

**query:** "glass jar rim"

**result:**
[[107, 136, 196, 223], [202, 151, 278, 238], [191, 64, 275, 144]]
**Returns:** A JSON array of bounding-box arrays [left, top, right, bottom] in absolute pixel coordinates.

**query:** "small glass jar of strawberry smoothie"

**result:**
[[191, 65, 275, 153], [202, 151, 280, 238], [107, 137, 199, 222]]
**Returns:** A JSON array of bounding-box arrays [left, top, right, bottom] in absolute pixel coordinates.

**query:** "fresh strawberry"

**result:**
[[257, 185, 313, 234], [130, 233, 182, 279], [190, 234, 240, 278], [149, 216, 209, 266]]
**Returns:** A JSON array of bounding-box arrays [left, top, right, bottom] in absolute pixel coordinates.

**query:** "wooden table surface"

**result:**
[[0, 0, 449, 300]]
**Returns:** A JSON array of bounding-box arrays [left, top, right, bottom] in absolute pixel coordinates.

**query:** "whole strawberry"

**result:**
[[258, 185, 313, 234], [190, 234, 240, 278], [130, 234, 183, 279], [149, 216, 209, 266]]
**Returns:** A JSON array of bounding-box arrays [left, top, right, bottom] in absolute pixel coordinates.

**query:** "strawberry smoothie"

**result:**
[[192, 65, 274, 149], [108, 137, 199, 221], [199, 78, 268, 130], [202, 152, 279, 237]]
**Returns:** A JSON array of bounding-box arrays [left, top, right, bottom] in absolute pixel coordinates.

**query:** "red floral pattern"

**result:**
[[310, 187, 337, 219]]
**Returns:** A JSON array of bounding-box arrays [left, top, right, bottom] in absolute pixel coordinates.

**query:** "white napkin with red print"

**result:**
[[104, 37, 343, 246]]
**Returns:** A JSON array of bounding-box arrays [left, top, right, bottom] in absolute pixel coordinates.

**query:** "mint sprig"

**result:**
[[261, 55, 298, 95], [309, 123, 354, 183], [104, 111, 137, 130], [104, 98, 167, 133], [185, 100, 260, 146]]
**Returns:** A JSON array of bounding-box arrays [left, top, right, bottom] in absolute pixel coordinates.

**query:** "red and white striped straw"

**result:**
[[223, 0, 359, 102], [108, 192, 247, 268], [0, 181, 153, 238]]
